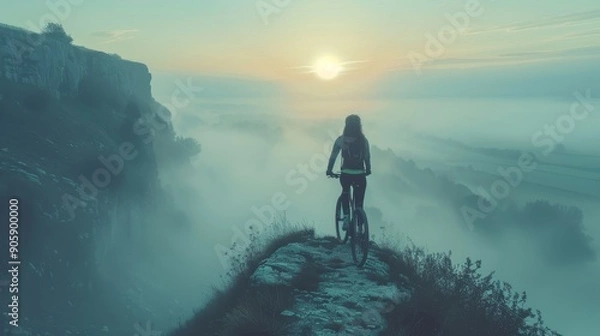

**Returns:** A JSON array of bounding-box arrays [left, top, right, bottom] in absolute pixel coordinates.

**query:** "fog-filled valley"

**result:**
[[118, 74, 600, 335]]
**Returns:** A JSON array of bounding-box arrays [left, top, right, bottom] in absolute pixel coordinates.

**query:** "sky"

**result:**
[[1, 0, 599, 83]]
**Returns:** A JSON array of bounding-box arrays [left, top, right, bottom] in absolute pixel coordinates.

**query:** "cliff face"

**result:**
[[0, 23, 151, 100], [0, 23, 184, 335]]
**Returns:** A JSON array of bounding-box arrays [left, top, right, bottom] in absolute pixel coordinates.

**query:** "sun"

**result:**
[[291, 56, 367, 80], [313, 57, 343, 80]]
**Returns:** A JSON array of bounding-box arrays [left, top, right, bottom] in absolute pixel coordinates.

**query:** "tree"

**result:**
[[173, 136, 202, 158], [42, 23, 73, 43]]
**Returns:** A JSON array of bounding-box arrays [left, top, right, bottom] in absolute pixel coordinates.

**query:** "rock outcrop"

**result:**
[[249, 237, 410, 335], [0, 23, 151, 99]]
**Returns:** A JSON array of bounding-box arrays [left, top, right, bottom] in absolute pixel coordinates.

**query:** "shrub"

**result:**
[[154, 135, 202, 166], [172, 136, 202, 158], [375, 242, 562, 336], [41, 23, 73, 43], [517, 200, 595, 265]]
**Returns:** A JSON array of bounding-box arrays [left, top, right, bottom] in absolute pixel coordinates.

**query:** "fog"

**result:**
[[89, 71, 600, 335]]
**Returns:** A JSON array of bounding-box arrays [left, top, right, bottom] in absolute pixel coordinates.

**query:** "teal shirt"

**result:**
[[341, 168, 366, 174]]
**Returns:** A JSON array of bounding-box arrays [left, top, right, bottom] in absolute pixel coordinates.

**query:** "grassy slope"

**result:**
[[167, 222, 561, 336]]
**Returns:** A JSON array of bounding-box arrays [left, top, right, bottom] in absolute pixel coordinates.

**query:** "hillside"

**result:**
[[169, 227, 562, 336]]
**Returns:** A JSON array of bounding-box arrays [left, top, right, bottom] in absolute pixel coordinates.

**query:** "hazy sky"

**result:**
[[1, 0, 599, 84]]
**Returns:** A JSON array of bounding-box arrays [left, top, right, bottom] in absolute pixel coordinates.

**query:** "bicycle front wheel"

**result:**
[[351, 208, 369, 267], [335, 196, 349, 244]]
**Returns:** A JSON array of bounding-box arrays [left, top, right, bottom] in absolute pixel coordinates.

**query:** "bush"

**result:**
[[41, 23, 73, 43], [156, 136, 202, 164], [375, 242, 562, 336], [172, 136, 201, 158], [517, 200, 595, 265]]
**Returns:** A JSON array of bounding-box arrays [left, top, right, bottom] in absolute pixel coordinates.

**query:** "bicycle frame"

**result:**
[[344, 183, 358, 227], [329, 172, 370, 267], [329, 172, 365, 229]]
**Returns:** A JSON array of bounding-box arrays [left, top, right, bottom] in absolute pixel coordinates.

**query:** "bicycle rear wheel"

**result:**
[[335, 196, 349, 244], [351, 208, 369, 267]]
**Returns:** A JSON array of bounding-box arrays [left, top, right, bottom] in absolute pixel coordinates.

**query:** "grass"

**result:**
[[219, 284, 296, 336], [365, 268, 391, 286], [168, 218, 315, 336], [371, 236, 563, 336]]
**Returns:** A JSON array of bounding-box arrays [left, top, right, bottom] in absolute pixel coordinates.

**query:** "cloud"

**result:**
[[377, 52, 600, 99], [424, 44, 600, 69], [466, 10, 600, 35], [549, 28, 600, 41], [91, 29, 140, 44]]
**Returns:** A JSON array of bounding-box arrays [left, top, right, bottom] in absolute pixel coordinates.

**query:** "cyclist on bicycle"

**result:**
[[326, 114, 371, 230]]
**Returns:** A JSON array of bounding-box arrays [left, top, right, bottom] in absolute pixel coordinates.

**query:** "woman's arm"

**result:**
[[364, 138, 371, 175], [326, 136, 342, 174]]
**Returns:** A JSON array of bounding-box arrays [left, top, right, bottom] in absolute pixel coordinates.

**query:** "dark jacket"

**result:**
[[327, 135, 371, 174]]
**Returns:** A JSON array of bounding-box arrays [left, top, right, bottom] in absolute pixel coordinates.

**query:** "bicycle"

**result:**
[[328, 172, 370, 267]]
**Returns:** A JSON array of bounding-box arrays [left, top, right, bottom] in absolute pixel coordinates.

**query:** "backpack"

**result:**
[[342, 137, 365, 170]]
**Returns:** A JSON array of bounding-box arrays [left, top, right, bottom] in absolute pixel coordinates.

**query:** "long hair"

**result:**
[[343, 114, 364, 140]]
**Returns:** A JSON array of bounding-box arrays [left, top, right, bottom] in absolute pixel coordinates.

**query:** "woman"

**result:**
[[326, 114, 371, 230]]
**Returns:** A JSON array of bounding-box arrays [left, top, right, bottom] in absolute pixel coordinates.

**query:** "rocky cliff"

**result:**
[[0, 23, 189, 335], [247, 237, 409, 335], [0, 23, 151, 100]]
